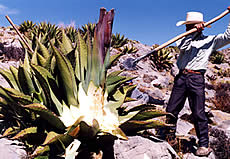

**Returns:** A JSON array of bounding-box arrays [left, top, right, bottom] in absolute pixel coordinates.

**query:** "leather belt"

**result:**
[[181, 69, 202, 74]]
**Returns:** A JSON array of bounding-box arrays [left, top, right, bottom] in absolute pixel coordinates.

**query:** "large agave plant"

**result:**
[[0, 8, 172, 158]]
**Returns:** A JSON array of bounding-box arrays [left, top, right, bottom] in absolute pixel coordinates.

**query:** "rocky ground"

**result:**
[[0, 26, 230, 158]]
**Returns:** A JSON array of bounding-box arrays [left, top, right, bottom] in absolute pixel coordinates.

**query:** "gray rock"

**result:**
[[205, 88, 216, 100], [130, 88, 149, 104], [151, 75, 170, 89], [182, 152, 216, 159], [114, 136, 179, 159], [150, 87, 164, 99], [176, 119, 194, 136], [0, 138, 27, 159]]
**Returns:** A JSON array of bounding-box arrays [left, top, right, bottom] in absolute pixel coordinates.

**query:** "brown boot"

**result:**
[[195, 147, 212, 157]]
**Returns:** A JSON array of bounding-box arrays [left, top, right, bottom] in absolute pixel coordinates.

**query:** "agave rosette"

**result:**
[[0, 8, 173, 158]]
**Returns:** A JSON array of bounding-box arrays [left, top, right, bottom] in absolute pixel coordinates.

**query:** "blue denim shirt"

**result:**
[[176, 19, 230, 70]]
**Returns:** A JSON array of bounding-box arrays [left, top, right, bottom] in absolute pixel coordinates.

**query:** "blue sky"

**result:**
[[0, 0, 229, 48]]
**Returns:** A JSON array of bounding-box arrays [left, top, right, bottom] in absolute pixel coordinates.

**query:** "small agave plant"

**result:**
[[0, 8, 172, 158], [150, 46, 174, 71]]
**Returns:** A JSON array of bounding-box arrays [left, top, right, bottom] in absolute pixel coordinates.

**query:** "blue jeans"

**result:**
[[166, 72, 209, 147]]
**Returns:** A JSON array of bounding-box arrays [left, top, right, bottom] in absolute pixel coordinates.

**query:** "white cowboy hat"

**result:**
[[176, 11, 211, 27]]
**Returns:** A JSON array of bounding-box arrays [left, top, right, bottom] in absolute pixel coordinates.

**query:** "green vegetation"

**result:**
[[0, 8, 171, 158], [111, 33, 129, 48], [209, 50, 225, 64], [149, 45, 174, 71], [120, 44, 138, 54]]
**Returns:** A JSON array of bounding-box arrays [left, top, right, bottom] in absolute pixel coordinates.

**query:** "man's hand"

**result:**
[[195, 22, 205, 32], [228, 6, 230, 11]]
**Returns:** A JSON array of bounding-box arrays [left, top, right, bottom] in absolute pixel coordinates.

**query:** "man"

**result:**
[[166, 7, 230, 157]]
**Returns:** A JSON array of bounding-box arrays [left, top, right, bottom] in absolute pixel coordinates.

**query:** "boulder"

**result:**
[[114, 136, 179, 159], [0, 138, 27, 159]]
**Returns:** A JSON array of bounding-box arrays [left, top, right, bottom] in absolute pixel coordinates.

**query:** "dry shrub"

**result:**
[[212, 82, 230, 113]]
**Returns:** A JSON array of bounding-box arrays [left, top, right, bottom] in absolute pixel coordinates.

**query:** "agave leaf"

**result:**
[[42, 131, 73, 149], [121, 103, 156, 114], [104, 85, 134, 119], [31, 64, 62, 114], [129, 109, 170, 121], [66, 116, 84, 137], [60, 29, 73, 55], [111, 127, 128, 140], [77, 31, 88, 89], [0, 86, 34, 104], [59, 103, 81, 128], [1, 127, 20, 138], [9, 66, 21, 90], [108, 52, 123, 69], [0, 97, 8, 106], [91, 38, 102, 87], [51, 43, 78, 106], [100, 49, 111, 87], [86, 31, 92, 81], [78, 121, 98, 140], [43, 53, 54, 71], [124, 97, 137, 102], [24, 103, 66, 130], [120, 119, 172, 133], [107, 70, 123, 78], [42, 131, 63, 145], [11, 127, 37, 140], [68, 125, 80, 138], [37, 38, 50, 59], [33, 132, 73, 158], [31, 48, 38, 65], [50, 56, 56, 73], [118, 110, 139, 124], [106, 75, 126, 86], [113, 85, 136, 101], [74, 48, 81, 81], [0, 68, 19, 90], [32, 145, 50, 158], [106, 77, 136, 96], [23, 51, 31, 73], [0, 87, 13, 102], [37, 53, 47, 67], [18, 64, 35, 95]]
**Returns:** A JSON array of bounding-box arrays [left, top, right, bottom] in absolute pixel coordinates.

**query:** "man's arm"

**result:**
[[213, 6, 230, 50]]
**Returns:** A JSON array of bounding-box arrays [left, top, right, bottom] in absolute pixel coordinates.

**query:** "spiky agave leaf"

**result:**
[[30, 64, 63, 115], [120, 119, 173, 133], [23, 103, 66, 130], [32, 131, 72, 157], [1, 127, 20, 138], [51, 42, 78, 106], [0, 68, 19, 90], [0, 86, 36, 105], [11, 127, 37, 140], [60, 29, 73, 55]]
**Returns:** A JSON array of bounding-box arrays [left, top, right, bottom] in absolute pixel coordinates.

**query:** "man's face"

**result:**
[[185, 24, 196, 31]]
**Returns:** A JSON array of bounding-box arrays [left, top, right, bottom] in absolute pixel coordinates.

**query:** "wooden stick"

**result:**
[[5, 15, 34, 53], [133, 9, 230, 64]]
